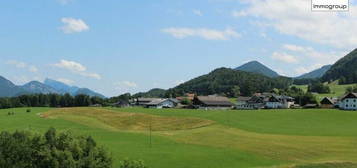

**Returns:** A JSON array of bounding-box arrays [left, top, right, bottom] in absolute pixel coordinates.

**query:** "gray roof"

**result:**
[[196, 96, 233, 106], [341, 93, 357, 100], [237, 96, 251, 102]]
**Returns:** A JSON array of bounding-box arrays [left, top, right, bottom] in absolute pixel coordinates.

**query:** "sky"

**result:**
[[1, 0, 357, 97]]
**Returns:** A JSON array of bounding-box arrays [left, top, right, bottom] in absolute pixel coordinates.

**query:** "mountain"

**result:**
[[133, 88, 167, 98], [22, 81, 59, 94], [44, 78, 79, 95], [296, 65, 332, 79], [0, 76, 25, 97], [235, 61, 280, 78], [44, 78, 105, 98], [74, 88, 105, 98], [166, 67, 292, 97], [322, 48, 357, 84]]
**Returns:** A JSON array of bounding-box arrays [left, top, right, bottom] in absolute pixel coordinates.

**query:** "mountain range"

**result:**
[[0, 77, 105, 98]]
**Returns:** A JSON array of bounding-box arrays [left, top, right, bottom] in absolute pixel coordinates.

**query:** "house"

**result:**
[[339, 93, 357, 110], [135, 98, 160, 106], [320, 97, 337, 108], [265, 95, 295, 109], [144, 99, 178, 109], [113, 100, 130, 108], [193, 95, 234, 110], [236, 96, 252, 109], [176, 93, 195, 102]]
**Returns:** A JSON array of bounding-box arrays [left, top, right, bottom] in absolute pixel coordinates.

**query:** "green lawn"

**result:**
[[294, 83, 355, 100], [2, 107, 357, 168]]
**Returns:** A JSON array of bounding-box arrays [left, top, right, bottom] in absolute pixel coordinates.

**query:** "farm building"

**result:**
[[113, 100, 130, 108], [236, 96, 266, 109], [193, 96, 234, 110], [320, 97, 337, 108], [265, 95, 295, 109], [236, 94, 294, 110], [135, 98, 160, 106], [144, 98, 178, 109], [339, 93, 357, 110]]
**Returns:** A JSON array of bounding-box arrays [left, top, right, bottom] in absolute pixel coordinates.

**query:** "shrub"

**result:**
[[120, 159, 147, 168], [26, 109, 31, 113], [0, 128, 113, 168]]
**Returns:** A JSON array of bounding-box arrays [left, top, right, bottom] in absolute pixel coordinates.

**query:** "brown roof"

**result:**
[[196, 96, 233, 106], [340, 93, 357, 100]]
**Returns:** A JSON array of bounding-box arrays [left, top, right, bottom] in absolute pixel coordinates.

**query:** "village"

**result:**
[[113, 92, 357, 111]]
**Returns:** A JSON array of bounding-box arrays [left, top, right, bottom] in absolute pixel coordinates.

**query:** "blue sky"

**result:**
[[1, 0, 356, 97]]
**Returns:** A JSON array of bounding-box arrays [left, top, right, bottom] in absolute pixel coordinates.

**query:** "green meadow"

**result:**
[[294, 83, 355, 100], [2, 107, 357, 168]]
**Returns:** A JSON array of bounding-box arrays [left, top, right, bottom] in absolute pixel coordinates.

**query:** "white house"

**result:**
[[265, 95, 294, 109], [144, 99, 177, 109], [339, 93, 357, 110]]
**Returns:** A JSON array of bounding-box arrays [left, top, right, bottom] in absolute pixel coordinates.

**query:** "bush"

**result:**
[[0, 128, 113, 168], [26, 109, 31, 113], [120, 159, 147, 168]]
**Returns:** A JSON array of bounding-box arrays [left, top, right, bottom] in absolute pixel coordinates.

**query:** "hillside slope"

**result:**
[[322, 49, 357, 84], [22, 81, 59, 94], [0, 76, 26, 97], [296, 65, 332, 79], [235, 61, 279, 77]]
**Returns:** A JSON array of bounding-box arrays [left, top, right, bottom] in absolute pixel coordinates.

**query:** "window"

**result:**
[[354, 99, 356, 103], [346, 104, 349, 107], [346, 100, 349, 102]]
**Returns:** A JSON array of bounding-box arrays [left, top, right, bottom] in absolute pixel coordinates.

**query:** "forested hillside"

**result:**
[[165, 68, 293, 97], [322, 48, 357, 84]]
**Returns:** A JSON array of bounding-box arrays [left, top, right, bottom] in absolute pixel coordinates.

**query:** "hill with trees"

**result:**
[[322, 48, 357, 84], [133, 88, 166, 98], [235, 61, 280, 77], [296, 65, 332, 79], [165, 68, 292, 97]]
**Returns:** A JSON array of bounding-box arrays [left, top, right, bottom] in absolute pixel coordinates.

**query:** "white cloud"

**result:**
[[53, 60, 101, 79], [282, 44, 347, 64], [161, 27, 241, 40], [60, 17, 89, 34], [271, 52, 298, 63], [193, 9, 203, 16], [28, 66, 38, 72], [234, 0, 357, 48], [56, 78, 75, 85], [6, 60, 38, 73], [231, 10, 247, 17], [54, 60, 86, 72]]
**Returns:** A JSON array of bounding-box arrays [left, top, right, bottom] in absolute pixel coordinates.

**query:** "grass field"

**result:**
[[294, 83, 356, 100], [2, 107, 357, 168]]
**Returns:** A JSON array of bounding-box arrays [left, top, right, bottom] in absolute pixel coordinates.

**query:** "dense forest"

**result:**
[[165, 68, 293, 97], [322, 48, 357, 84], [0, 94, 105, 109]]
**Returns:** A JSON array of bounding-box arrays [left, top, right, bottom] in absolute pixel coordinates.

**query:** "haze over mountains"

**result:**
[[0, 77, 105, 98]]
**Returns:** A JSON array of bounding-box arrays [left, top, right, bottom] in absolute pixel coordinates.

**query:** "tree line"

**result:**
[[0, 128, 147, 168], [0, 93, 105, 109]]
